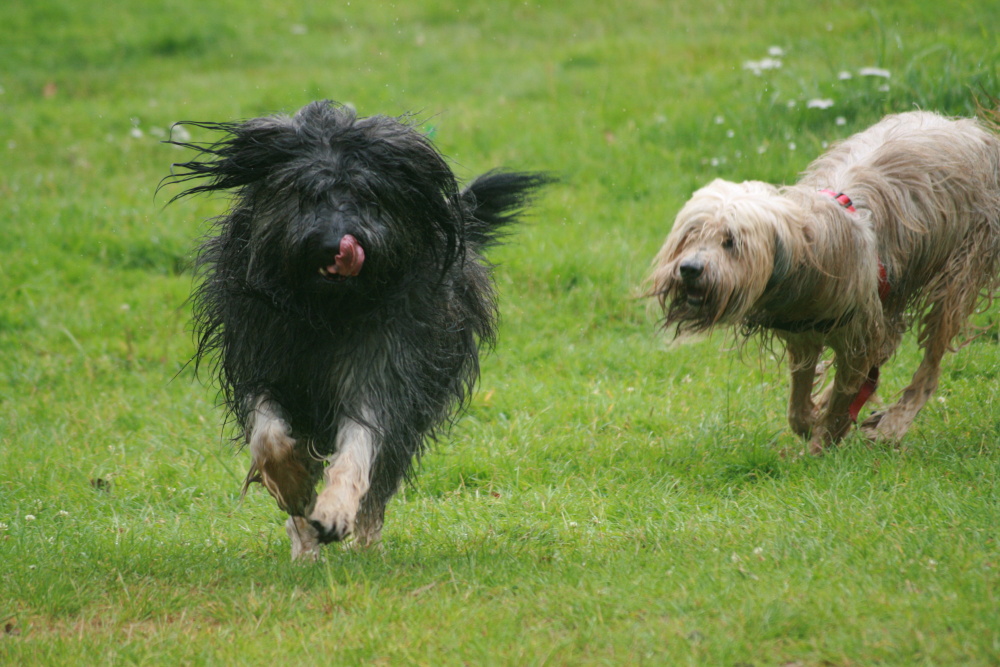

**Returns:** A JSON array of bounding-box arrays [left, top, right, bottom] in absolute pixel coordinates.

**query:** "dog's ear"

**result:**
[[162, 115, 301, 200]]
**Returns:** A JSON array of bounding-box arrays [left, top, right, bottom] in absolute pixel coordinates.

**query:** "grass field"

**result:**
[[2, 0, 1000, 664]]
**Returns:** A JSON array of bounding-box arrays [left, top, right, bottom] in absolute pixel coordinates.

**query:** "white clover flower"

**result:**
[[768, 46, 785, 57], [170, 125, 192, 143], [129, 127, 144, 139], [807, 98, 835, 109], [836, 116, 847, 126], [859, 67, 891, 78], [25, 515, 36, 521], [838, 71, 853, 80], [742, 58, 783, 76]]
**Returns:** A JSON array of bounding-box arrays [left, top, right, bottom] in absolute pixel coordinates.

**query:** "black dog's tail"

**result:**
[[461, 170, 554, 249]]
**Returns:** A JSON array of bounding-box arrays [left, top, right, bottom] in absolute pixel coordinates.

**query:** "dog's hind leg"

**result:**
[[861, 298, 968, 442], [351, 441, 419, 548], [353, 496, 386, 549], [785, 339, 823, 438], [308, 414, 376, 544], [285, 516, 321, 562]]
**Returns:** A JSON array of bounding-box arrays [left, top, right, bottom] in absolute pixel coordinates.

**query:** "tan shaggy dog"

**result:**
[[647, 110, 1000, 453]]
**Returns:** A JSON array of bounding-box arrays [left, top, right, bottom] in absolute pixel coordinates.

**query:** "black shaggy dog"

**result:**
[[166, 101, 549, 560]]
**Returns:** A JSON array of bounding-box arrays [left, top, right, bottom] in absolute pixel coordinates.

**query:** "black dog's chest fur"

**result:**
[[220, 261, 489, 456]]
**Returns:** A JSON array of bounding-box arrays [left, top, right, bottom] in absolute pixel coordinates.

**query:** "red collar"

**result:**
[[818, 188, 856, 213], [820, 188, 888, 299]]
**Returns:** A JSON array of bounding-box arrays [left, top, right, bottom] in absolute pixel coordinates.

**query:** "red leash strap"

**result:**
[[848, 366, 880, 422], [877, 261, 889, 301]]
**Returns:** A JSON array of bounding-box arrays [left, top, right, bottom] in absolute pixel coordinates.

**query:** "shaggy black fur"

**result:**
[[165, 100, 550, 538]]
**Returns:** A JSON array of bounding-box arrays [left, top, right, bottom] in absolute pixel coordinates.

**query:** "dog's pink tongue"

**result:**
[[329, 234, 364, 277]]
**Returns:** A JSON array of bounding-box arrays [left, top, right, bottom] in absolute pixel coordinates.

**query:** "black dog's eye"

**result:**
[[722, 234, 735, 250]]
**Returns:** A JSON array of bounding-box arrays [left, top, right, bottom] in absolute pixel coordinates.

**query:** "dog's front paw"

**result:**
[[307, 488, 359, 544], [286, 515, 321, 562]]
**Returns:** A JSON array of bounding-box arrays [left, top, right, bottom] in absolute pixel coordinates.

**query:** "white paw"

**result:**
[[307, 486, 360, 544]]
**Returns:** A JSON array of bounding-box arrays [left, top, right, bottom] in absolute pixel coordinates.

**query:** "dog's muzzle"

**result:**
[[678, 258, 707, 306]]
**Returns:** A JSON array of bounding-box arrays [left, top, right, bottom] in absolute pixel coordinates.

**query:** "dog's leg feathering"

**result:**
[[810, 346, 874, 453], [861, 291, 973, 441], [308, 414, 377, 544], [248, 397, 318, 516]]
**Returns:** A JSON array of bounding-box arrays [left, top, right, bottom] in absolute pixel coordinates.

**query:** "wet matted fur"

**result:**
[[647, 110, 1000, 453], [166, 100, 550, 559]]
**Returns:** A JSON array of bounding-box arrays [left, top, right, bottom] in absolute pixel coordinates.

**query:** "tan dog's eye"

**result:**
[[722, 234, 735, 250]]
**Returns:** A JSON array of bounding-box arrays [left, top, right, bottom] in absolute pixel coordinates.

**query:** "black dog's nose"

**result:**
[[679, 258, 704, 281]]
